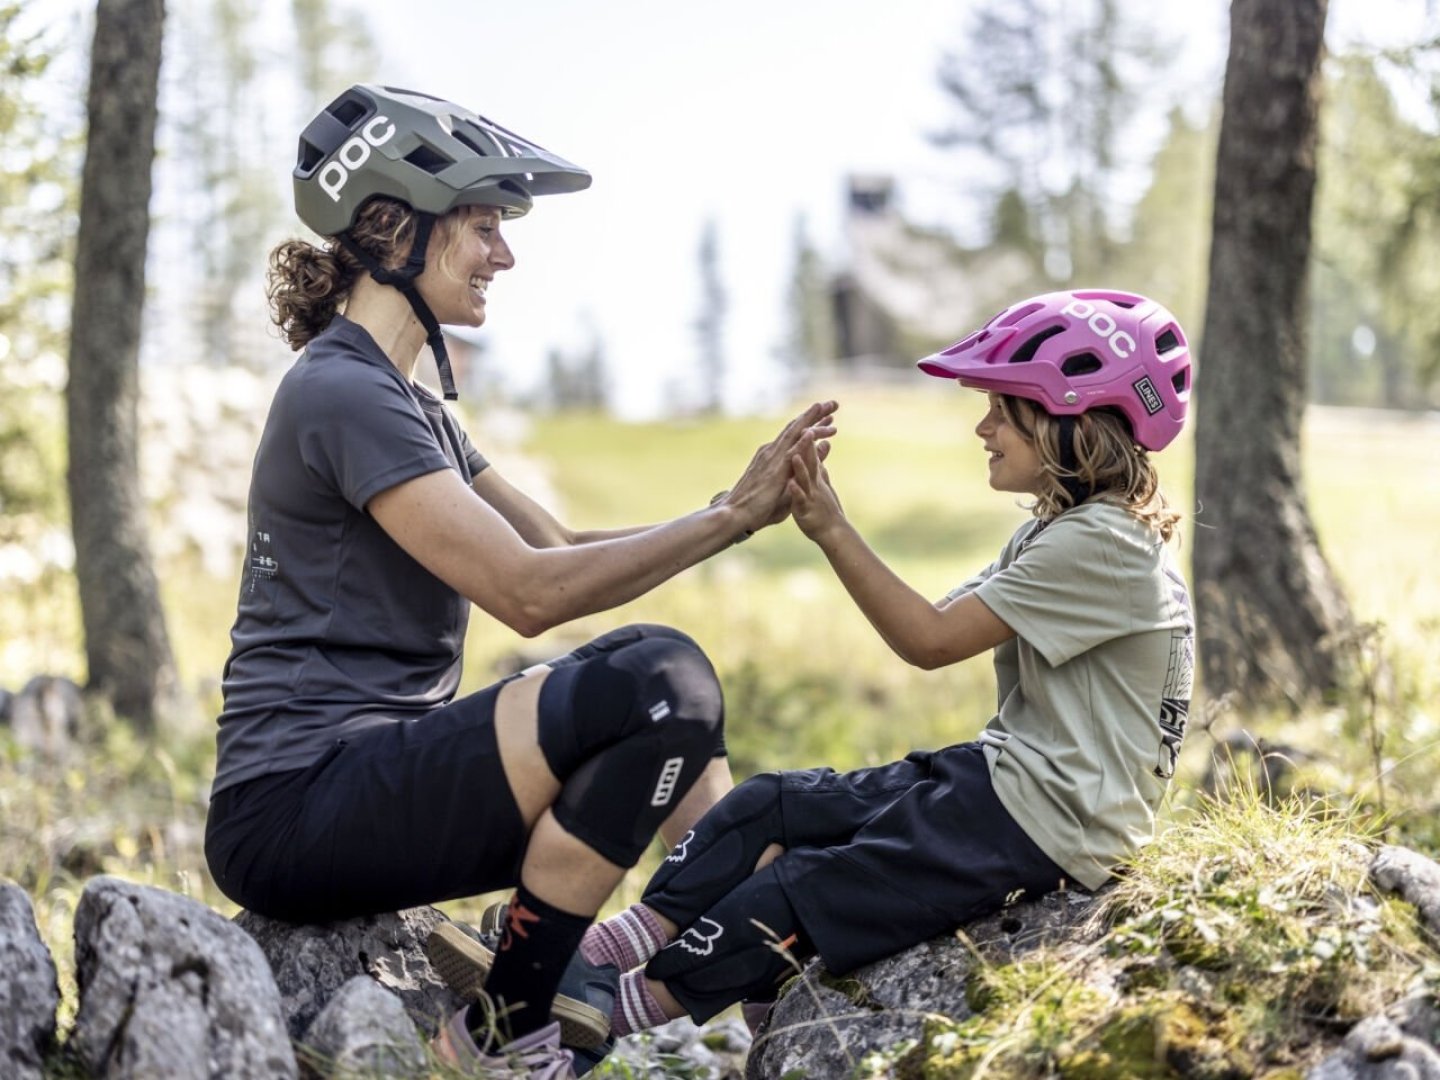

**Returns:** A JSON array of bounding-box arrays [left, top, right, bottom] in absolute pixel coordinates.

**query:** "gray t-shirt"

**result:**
[[215, 316, 488, 793], [946, 501, 1194, 890]]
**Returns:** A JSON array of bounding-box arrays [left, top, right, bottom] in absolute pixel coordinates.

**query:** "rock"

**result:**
[[0, 882, 60, 1080], [1307, 1012, 1440, 1079], [611, 1016, 750, 1079], [71, 876, 296, 1079], [299, 975, 426, 1079], [235, 906, 467, 1040], [745, 889, 1105, 1080], [8, 675, 84, 758], [1388, 988, 1440, 1047], [1371, 845, 1440, 940]]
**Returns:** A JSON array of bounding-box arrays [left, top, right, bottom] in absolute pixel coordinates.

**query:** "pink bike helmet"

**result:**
[[917, 288, 1191, 450]]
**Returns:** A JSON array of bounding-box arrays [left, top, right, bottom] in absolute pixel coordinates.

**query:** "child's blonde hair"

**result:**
[[1001, 394, 1182, 542]]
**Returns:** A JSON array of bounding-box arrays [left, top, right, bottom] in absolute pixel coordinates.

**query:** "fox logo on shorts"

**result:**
[[675, 917, 725, 956]]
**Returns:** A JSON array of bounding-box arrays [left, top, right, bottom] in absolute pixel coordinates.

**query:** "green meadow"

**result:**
[[3, 381, 1438, 1029]]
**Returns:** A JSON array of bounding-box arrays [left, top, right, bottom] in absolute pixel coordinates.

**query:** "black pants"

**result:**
[[646, 742, 1069, 982], [205, 624, 722, 922], [206, 679, 525, 922]]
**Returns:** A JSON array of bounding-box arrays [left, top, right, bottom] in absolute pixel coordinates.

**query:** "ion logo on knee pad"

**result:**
[[651, 757, 685, 807]]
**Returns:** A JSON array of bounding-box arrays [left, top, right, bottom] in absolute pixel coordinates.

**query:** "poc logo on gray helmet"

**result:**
[[318, 115, 396, 203]]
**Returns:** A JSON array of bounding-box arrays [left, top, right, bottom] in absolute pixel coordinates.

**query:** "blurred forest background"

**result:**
[[2, 0, 1439, 1028]]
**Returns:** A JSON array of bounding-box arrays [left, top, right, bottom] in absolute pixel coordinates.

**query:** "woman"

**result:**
[[520, 289, 1197, 1040], [202, 84, 835, 1076]]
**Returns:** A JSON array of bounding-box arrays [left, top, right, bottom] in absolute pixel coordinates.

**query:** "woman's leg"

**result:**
[[482, 624, 726, 1040]]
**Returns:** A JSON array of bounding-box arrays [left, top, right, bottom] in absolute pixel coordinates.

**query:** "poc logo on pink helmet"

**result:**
[[318, 116, 397, 203], [1062, 299, 1137, 359]]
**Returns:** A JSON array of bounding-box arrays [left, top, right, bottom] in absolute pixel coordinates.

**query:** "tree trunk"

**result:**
[[66, 0, 178, 732], [1193, 0, 1353, 707]]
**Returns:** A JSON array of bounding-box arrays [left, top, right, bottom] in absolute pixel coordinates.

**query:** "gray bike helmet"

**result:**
[[293, 84, 591, 398]]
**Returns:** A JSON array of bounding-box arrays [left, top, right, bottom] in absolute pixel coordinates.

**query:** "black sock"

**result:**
[[469, 883, 592, 1043]]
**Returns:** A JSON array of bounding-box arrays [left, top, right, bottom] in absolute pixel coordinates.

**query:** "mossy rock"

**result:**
[[1059, 996, 1254, 1080]]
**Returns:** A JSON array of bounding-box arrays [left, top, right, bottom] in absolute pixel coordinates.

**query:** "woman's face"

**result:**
[[416, 206, 515, 327], [974, 393, 1045, 495]]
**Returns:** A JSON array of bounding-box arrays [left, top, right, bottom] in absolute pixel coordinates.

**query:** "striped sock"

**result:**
[[612, 970, 672, 1037], [580, 903, 668, 970]]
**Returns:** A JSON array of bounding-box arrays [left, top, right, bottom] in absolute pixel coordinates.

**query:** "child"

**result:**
[[567, 288, 1197, 1038]]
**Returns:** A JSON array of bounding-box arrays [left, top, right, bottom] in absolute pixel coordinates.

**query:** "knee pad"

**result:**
[[645, 863, 810, 1024], [643, 773, 785, 928], [543, 634, 724, 867]]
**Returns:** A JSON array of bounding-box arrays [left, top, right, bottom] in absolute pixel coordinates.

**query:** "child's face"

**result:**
[[974, 394, 1045, 495]]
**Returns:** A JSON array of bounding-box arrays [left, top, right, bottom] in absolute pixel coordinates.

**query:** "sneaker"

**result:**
[[427, 921, 619, 1050], [478, 898, 509, 936], [432, 1012, 575, 1079]]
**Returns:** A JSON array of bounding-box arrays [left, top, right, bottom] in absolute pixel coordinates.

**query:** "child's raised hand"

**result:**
[[721, 401, 838, 536], [788, 433, 845, 542]]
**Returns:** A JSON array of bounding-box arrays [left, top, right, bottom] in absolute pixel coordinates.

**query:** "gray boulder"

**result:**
[[1348, 848, 1440, 1073], [235, 906, 467, 1040], [72, 876, 296, 1079], [8, 675, 84, 758], [746, 889, 1104, 1080], [1371, 844, 1440, 940], [300, 975, 426, 1079], [0, 882, 59, 1080], [1308, 1011, 1440, 1079]]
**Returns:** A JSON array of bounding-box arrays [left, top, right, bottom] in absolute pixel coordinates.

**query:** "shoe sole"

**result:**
[[426, 921, 611, 1050]]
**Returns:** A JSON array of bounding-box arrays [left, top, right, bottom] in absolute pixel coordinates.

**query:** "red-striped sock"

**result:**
[[612, 970, 672, 1037], [580, 903, 668, 970]]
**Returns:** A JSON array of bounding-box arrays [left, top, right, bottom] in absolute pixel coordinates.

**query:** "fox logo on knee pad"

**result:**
[[674, 917, 725, 956], [664, 830, 696, 865]]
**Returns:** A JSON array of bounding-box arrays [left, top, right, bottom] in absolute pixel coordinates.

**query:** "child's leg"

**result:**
[[614, 862, 807, 1033], [580, 771, 789, 972]]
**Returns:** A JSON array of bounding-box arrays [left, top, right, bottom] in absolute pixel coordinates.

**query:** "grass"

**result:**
[[2, 383, 1439, 1070], [918, 785, 1436, 1079]]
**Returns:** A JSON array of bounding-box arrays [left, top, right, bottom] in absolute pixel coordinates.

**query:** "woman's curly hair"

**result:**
[[266, 197, 417, 349], [1001, 394, 1183, 542]]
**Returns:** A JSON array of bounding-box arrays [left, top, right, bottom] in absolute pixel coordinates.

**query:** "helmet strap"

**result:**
[[1056, 415, 1093, 508], [337, 212, 459, 400]]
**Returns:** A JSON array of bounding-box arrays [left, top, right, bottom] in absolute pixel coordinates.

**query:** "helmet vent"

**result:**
[[330, 99, 367, 127], [998, 302, 1043, 327], [297, 141, 325, 173], [1156, 328, 1181, 354], [1009, 326, 1064, 364], [453, 128, 491, 157], [404, 144, 452, 174], [1172, 369, 1190, 394], [1061, 352, 1104, 377]]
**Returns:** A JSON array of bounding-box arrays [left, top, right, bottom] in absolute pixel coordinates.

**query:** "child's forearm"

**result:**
[[811, 520, 953, 668]]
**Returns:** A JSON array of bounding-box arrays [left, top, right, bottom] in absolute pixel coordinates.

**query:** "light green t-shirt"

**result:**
[[946, 501, 1194, 890]]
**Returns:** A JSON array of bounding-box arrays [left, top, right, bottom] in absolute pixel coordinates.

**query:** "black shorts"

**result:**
[[205, 681, 523, 922], [770, 742, 1068, 973]]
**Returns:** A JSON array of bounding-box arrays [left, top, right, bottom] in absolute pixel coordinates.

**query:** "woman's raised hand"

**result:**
[[721, 401, 838, 537]]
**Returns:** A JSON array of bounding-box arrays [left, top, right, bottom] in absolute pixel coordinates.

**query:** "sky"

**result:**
[[361, 0, 1005, 417], [20, 0, 1436, 418]]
